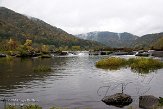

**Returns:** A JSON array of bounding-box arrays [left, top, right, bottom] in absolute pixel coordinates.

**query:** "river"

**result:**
[[0, 55, 163, 109]]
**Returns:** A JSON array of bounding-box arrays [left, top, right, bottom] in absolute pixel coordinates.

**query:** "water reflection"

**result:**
[[0, 56, 163, 109], [96, 64, 163, 75], [131, 67, 157, 74], [0, 57, 71, 95], [96, 56, 163, 74]]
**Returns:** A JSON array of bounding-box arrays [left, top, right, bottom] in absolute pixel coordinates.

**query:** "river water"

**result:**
[[0, 55, 163, 109]]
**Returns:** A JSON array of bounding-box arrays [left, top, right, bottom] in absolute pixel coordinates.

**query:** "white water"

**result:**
[[67, 52, 89, 57]]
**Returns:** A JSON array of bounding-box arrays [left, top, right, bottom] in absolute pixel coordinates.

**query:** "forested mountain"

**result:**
[[131, 32, 163, 49], [76, 31, 163, 50], [76, 31, 138, 48], [0, 7, 103, 50], [152, 37, 163, 50]]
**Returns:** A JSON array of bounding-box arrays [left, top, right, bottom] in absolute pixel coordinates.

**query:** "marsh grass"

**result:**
[[33, 65, 52, 73], [96, 57, 163, 73], [128, 58, 163, 73], [96, 57, 127, 70]]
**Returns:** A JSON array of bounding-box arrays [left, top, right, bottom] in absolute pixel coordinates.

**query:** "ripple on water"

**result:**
[[0, 56, 163, 109]]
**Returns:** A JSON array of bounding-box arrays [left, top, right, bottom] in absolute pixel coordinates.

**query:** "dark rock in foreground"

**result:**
[[139, 95, 159, 109], [102, 93, 133, 108], [0, 53, 7, 57]]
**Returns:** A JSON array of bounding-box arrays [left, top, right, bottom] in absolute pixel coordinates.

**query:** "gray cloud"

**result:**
[[1, 0, 163, 36]]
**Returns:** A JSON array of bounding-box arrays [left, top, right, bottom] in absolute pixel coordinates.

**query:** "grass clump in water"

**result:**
[[96, 57, 163, 73], [96, 57, 127, 70], [128, 58, 163, 73], [33, 65, 52, 73]]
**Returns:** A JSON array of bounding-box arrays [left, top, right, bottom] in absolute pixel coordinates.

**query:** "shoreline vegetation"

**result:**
[[0, 38, 86, 58], [6, 105, 67, 109], [0, 38, 163, 58], [96, 57, 163, 73]]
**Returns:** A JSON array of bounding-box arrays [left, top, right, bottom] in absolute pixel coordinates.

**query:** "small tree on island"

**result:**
[[41, 45, 49, 54]]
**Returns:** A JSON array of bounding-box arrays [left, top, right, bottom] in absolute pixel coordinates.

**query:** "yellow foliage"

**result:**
[[41, 45, 49, 53], [24, 39, 32, 46]]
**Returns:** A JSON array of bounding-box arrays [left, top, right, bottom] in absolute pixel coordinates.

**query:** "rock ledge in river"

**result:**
[[102, 93, 133, 107], [139, 95, 159, 109]]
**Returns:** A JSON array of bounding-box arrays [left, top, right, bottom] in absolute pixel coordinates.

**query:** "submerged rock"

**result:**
[[139, 95, 159, 109], [102, 93, 133, 108]]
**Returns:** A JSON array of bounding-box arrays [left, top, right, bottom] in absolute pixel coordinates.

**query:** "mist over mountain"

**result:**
[[76, 31, 138, 48], [76, 31, 163, 49]]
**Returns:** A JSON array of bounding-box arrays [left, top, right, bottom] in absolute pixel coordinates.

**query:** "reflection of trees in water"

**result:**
[[0, 57, 70, 95]]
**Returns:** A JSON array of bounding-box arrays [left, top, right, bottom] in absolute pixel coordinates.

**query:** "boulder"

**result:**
[[102, 93, 133, 108], [59, 51, 68, 55], [139, 95, 159, 109], [0, 53, 6, 57]]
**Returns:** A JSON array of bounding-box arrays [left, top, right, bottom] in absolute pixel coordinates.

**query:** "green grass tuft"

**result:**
[[96, 57, 127, 70], [96, 57, 163, 73], [128, 58, 163, 73]]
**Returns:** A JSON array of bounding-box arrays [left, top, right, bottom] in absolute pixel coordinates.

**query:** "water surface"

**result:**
[[0, 55, 163, 109]]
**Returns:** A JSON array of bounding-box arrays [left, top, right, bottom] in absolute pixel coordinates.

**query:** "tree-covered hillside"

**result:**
[[0, 7, 104, 50], [131, 32, 163, 49], [152, 37, 163, 50]]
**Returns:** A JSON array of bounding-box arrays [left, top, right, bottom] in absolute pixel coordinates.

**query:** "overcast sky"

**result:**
[[1, 0, 163, 36]]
